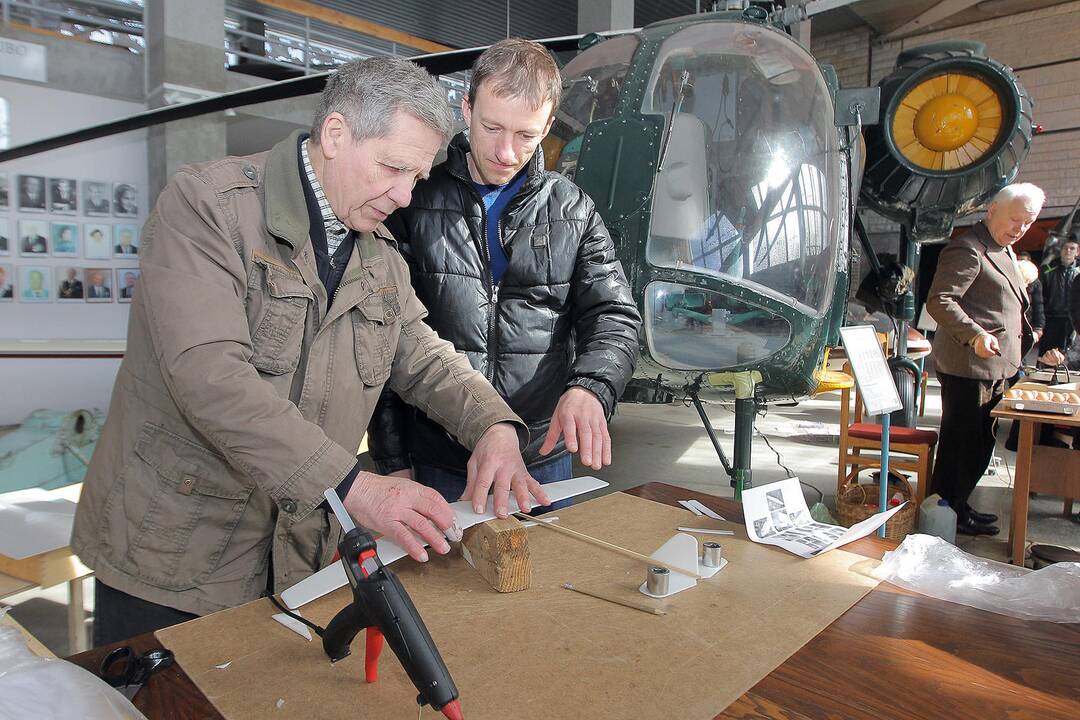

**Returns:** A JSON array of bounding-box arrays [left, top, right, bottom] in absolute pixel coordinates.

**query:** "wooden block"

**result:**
[[460, 516, 531, 593]]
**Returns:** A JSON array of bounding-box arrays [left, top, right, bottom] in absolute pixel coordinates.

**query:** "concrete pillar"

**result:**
[[577, 0, 633, 34], [793, 20, 811, 48], [144, 0, 227, 200]]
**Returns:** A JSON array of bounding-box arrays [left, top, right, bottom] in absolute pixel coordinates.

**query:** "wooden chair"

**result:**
[[837, 361, 938, 506]]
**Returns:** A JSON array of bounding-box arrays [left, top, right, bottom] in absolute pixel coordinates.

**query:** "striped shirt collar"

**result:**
[[301, 138, 349, 254]]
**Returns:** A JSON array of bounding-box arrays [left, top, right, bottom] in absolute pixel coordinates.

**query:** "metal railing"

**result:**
[[0, 0, 467, 112], [222, 3, 467, 113], [0, 0, 144, 52], [225, 3, 408, 75]]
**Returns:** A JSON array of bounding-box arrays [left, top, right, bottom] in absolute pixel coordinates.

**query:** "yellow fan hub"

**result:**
[[891, 72, 1004, 171], [914, 94, 978, 151]]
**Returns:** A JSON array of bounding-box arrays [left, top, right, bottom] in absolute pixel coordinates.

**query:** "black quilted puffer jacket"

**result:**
[[368, 132, 641, 473]]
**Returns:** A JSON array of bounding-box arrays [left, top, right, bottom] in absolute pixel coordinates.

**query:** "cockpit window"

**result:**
[[642, 23, 842, 316], [545, 34, 641, 179]]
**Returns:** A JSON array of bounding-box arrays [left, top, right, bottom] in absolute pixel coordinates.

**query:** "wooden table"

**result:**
[[0, 484, 93, 653], [66, 482, 1080, 720], [990, 405, 1080, 565]]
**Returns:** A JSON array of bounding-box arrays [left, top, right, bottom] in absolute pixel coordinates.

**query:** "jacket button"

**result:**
[[242, 165, 257, 181], [281, 498, 298, 514]]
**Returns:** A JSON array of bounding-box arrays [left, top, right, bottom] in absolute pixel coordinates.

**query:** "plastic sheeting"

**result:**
[[872, 534, 1080, 624], [0, 620, 147, 720]]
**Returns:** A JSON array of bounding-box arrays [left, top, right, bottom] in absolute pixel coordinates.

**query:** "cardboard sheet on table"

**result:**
[[156, 492, 881, 720]]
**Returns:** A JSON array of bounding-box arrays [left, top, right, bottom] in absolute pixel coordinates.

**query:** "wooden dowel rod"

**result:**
[[513, 513, 703, 579], [562, 583, 666, 616]]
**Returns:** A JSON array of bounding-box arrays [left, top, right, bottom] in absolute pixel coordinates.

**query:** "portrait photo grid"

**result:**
[[0, 173, 142, 305]]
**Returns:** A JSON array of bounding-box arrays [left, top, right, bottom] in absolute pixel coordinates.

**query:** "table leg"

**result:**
[[1009, 420, 1035, 566], [67, 577, 87, 654]]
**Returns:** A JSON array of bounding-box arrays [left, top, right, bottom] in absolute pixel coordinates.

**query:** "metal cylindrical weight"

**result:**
[[646, 566, 669, 595], [702, 541, 723, 568]]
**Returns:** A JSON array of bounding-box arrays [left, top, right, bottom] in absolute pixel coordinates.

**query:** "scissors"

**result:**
[[99, 646, 175, 701]]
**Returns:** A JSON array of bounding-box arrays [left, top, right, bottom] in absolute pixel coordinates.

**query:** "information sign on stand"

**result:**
[[839, 325, 903, 418], [839, 325, 904, 537]]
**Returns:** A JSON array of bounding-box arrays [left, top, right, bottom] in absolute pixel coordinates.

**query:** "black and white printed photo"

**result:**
[[18, 174, 47, 212], [84, 181, 111, 216], [19, 220, 49, 256], [0, 218, 9, 256], [57, 266, 85, 301], [0, 264, 12, 300], [0, 173, 8, 209], [85, 267, 113, 302], [49, 178, 78, 213], [84, 223, 112, 260], [113, 182, 138, 218], [117, 267, 140, 302], [114, 224, 139, 256]]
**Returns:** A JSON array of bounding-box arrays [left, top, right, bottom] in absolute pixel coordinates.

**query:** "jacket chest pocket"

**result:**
[[352, 286, 401, 386], [121, 424, 255, 591], [247, 257, 313, 375]]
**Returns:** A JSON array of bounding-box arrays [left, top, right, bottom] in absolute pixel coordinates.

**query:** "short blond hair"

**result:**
[[469, 38, 561, 112]]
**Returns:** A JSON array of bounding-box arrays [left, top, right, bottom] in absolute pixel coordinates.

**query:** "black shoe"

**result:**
[[956, 516, 1000, 536], [965, 505, 998, 524]]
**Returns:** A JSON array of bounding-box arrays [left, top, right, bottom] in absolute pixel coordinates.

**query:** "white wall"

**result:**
[[0, 79, 146, 424]]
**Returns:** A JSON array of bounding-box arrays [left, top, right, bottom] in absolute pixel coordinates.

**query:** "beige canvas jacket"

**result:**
[[72, 131, 524, 615]]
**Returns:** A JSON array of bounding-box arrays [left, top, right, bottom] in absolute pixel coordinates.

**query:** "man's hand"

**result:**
[[972, 333, 1000, 359], [463, 423, 550, 516], [342, 471, 455, 562], [387, 468, 413, 480], [539, 387, 611, 470], [1039, 348, 1066, 366]]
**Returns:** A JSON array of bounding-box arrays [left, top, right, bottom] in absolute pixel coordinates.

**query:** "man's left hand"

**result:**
[[539, 387, 611, 471], [1039, 348, 1066, 366], [463, 423, 550, 516]]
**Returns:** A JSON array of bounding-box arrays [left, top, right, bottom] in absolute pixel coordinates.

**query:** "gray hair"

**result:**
[[310, 57, 454, 144], [990, 182, 1046, 211]]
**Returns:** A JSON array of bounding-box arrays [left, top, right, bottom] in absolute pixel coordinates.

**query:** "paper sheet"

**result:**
[[280, 476, 608, 609], [0, 489, 77, 559], [743, 478, 904, 558]]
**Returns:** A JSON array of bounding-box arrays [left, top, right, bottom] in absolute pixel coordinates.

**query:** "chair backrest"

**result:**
[[840, 360, 867, 430]]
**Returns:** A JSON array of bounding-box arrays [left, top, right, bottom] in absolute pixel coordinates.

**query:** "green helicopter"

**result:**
[[0, 5, 1033, 498]]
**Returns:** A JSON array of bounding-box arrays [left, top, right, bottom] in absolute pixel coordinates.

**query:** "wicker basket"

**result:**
[[836, 473, 917, 541]]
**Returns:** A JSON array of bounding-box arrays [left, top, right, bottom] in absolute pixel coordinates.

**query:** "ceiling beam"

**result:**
[[882, 0, 983, 40]]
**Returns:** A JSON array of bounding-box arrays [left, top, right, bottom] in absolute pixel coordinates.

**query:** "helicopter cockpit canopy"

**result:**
[[642, 24, 842, 312], [552, 20, 846, 375]]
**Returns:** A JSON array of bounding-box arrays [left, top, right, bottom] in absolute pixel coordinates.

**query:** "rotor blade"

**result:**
[[0, 34, 600, 164]]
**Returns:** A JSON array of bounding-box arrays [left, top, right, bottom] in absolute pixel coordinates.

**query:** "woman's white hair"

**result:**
[[990, 182, 1045, 210]]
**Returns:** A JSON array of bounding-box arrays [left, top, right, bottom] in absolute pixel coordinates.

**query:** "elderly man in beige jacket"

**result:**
[[926, 182, 1062, 536], [73, 57, 550, 645]]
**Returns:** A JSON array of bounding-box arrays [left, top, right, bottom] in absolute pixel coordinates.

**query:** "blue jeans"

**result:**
[[414, 454, 573, 513]]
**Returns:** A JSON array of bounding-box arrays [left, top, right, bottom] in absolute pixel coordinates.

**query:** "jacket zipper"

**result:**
[[451, 151, 538, 382]]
